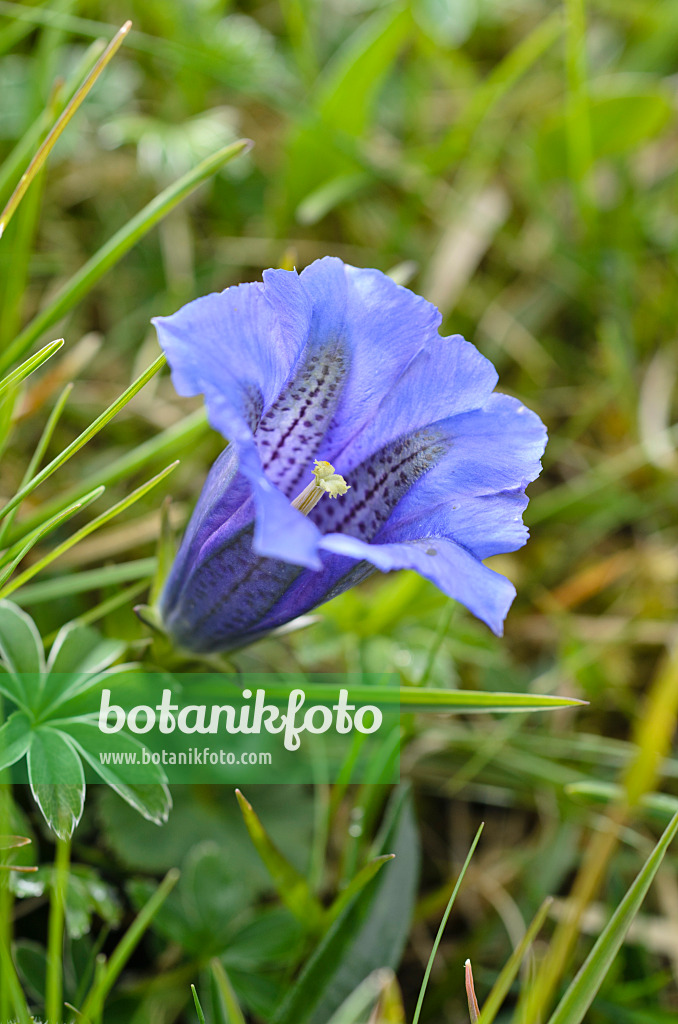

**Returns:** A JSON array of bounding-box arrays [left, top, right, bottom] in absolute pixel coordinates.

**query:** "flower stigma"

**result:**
[[291, 460, 350, 516]]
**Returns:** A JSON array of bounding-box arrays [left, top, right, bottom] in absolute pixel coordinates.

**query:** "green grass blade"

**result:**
[[210, 959, 247, 1024], [545, 809, 678, 1024], [0, 22, 130, 238], [564, 0, 595, 228], [191, 984, 207, 1024], [0, 37, 107, 208], [235, 788, 325, 930], [0, 338, 63, 397], [0, 463, 177, 599], [0, 487, 103, 587], [1, 139, 252, 371], [7, 406, 207, 545], [0, 936, 31, 1024], [78, 867, 180, 1022], [432, 11, 562, 171], [566, 781, 678, 821], [12, 558, 156, 606], [398, 689, 586, 714], [0, 381, 73, 548], [411, 823, 484, 1024], [325, 855, 395, 928], [0, 353, 165, 524], [476, 897, 553, 1024]]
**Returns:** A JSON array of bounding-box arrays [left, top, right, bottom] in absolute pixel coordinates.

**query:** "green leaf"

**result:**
[[0, 460, 178, 599], [411, 824, 484, 1024], [325, 855, 395, 927], [78, 867, 180, 1021], [211, 959, 247, 1024], [0, 600, 44, 675], [235, 788, 324, 931], [192, 984, 207, 1024], [13, 939, 47, 1004], [27, 727, 85, 839], [63, 719, 171, 825], [273, 786, 418, 1024], [316, 5, 411, 137], [0, 711, 32, 772], [536, 87, 673, 180], [476, 897, 553, 1024], [325, 969, 401, 1024], [0, 354, 166, 524], [0, 338, 63, 399], [545, 809, 678, 1024], [47, 622, 126, 676]]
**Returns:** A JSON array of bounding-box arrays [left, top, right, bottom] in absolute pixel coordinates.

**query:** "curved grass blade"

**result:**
[[0, 21, 131, 238], [1, 140, 252, 370], [0, 462, 178, 599], [0, 338, 63, 398], [545, 809, 678, 1024], [566, 780, 678, 821], [411, 823, 484, 1024], [0, 353, 166, 524]]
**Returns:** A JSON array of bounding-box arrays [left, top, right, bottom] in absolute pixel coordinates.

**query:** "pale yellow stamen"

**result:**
[[292, 460, 350, 516]]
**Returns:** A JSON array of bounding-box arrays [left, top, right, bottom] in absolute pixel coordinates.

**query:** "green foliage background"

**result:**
[[1, 0, 678, 1022]]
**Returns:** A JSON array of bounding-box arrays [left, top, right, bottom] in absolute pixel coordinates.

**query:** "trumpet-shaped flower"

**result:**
[[153, 257, 546, 653]]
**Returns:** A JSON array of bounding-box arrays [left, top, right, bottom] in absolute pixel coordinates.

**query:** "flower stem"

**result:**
[[46, 834, 71, 1024]]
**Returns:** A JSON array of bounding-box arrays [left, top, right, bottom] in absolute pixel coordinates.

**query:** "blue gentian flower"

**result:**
[[153, 257, 546, 653]]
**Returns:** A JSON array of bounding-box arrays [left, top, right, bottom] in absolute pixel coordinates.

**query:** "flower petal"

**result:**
[[382, 393, 547, 553], [319, 533, 516, 636]]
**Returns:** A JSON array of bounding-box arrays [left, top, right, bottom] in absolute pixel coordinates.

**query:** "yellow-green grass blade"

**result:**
[[0, 463, 177, 599], [1, 139, 252, 371], [545, 809, 678, 1024], [0, 338, 63, 398], [0, 486, 103, 588], [476, 898, 553, 1024], [0, 353, 165, 524], [7, 406, 208, 545], [78, 867, 180, 1022], [0, 21, 131, 238]]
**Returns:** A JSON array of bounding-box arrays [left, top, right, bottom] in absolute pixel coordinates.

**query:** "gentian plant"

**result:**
[[153, 257, 547, 652]]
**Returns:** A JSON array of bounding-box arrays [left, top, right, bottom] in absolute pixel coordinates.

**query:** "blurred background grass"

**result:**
[[2, 0, 678, 1021]]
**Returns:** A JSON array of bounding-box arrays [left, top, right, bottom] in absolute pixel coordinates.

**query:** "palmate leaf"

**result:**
[[26, 727, 85, 840], [63, 719, 171, 825], [0, 711, 31, 772], [545, 809, 678, 1024]]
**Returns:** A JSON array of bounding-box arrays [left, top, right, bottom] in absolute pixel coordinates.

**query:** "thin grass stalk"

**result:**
[[46, 835, 71, 1023], [0, 21, 131, 238]]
